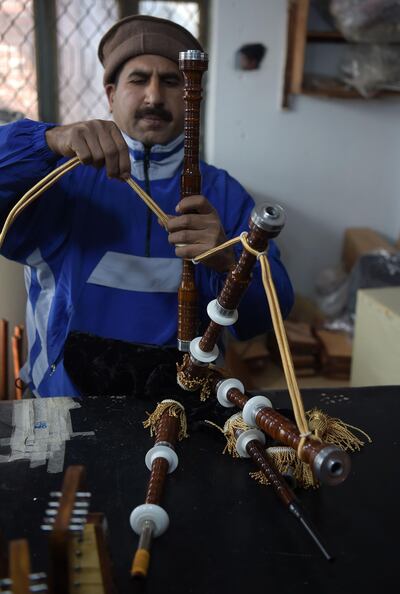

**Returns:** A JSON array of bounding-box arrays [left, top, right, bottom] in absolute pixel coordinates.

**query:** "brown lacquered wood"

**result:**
[[0, 319, 8, 400], [245, 440, 294, 507], [146, 457, 169, 505], [9, 539, 30, 594], [199, 221, 271, 353], [49, 465, 86, 594], [289, 0, 309, 94], [145, 410, 180, 505], [12, 325, 24, 400], [155, 410, 180, 445], [87, 513, 116, 594], [255, 406, 325, 467], [48, 465, 115, 594], [208, 368, 325, 466], [177, 54, 208, 347]]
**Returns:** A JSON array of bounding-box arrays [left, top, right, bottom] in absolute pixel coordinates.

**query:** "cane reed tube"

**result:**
[[177, 50, 208, 352], [208, 370, 350, 486]]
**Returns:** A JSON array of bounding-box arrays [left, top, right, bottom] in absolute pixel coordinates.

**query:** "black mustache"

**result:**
[[135, 107, 173, 122]]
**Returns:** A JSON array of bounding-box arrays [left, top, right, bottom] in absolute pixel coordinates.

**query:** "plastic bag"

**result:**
[[315, 266, 349, 318], [330, 0, 400, 42], [340, 44, 400, 97], [346, 250, 400, 315]]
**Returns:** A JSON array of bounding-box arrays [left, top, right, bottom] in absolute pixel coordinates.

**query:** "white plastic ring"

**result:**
[[207, 299, 238, 326], [130, 503, 169, 537], [145, 445, 178, 473], [190, 336, 219, 363], [216, 378, 244, 408], [236, 428, 266, 458], [242, 395, 273, 427]]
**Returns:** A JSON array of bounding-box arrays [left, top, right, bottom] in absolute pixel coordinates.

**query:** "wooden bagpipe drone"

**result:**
[[0, 49, 371, 584]]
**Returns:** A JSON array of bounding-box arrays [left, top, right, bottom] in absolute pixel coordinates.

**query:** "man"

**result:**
[[0, 15, 293, 397]]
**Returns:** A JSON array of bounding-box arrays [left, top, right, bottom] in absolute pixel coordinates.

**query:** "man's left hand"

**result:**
[[166, 195, 235, 273]]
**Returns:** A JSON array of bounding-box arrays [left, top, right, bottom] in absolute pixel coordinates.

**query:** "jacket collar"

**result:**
[[121, 131, 184, 181]]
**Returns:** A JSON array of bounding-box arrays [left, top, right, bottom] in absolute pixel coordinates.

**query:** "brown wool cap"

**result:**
[[98, 14, 204, 85]]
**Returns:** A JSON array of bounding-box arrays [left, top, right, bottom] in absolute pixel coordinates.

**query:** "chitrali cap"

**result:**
[[98, 14, 204, 85]]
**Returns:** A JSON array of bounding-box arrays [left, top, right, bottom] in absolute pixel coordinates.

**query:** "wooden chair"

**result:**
[[11, 324, 24, 399], [0, 319, 8, 400], [0, 320, 25, 400]]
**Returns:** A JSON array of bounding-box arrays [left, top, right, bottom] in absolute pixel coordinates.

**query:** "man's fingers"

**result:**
[[110, 125, 131, 179], [166, 213, 210, 233], [174, 243, 205, 260], [70, 133, 93, 165], [176, 195, 215, 214], [168, 229, 204, 246], [98, 130, 121, 178], [46, 120, 130, 180], [83, 135, 104, 169]]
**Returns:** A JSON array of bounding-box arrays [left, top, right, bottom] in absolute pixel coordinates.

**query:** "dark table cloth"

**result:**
[[0, 385, 398, 594]]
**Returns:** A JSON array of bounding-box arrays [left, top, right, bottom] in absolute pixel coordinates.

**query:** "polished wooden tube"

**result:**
[[237, 434, 332, 561], [132, 407, 181, 578], [177, 50, 208, 352], [181, 205, 284, 382], [145, 412, 179, 505], [199, 219, 272, 353], [208, 369, 350, 486]]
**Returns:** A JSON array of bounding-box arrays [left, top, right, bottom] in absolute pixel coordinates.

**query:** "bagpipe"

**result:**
[[0, 49, 371, 583]]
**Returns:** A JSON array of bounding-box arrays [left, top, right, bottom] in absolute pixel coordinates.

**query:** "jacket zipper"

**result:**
[[144, 148, 152, 257]]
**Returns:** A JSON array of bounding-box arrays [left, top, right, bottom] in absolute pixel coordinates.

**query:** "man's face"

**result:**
[[106, 54, 184, 146]]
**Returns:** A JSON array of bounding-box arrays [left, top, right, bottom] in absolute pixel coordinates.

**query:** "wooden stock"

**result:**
[[177, 51, 208, 350]]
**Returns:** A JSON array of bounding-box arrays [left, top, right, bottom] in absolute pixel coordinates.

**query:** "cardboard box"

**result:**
[[342, 228, 395, 273], [351, 287, 400, 387]]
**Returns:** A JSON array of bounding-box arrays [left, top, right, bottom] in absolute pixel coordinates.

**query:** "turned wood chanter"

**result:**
[[177, 49, 208, 352]]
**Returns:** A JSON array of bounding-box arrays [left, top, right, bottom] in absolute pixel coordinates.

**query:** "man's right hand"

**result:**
[[45, 120, 131, 180]]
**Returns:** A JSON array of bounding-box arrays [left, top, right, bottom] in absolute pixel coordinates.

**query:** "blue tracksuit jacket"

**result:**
[[0, 119, 294, 396]]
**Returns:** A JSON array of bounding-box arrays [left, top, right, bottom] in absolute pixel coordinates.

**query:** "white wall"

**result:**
[[206, 0, 400, 296]]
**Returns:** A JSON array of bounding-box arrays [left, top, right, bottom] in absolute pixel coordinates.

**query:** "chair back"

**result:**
[[0, 319, 8, 400]]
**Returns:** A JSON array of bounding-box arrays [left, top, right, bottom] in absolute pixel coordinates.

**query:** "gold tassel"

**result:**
[[176, 355, 212, 401], [250, 446, 317, 489], [210, 408, 371, 491], [307, 408, 372, 452], [222, 413, 250, 457], [143, 399, 188, 441]]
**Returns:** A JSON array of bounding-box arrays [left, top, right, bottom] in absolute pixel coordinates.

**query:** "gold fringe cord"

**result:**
[[307, 408, 372, 452], [222, 413, 250, 457], [250, 446, 317, 489], [143, 399, 188, 441], [176, 356, 212, 401]]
